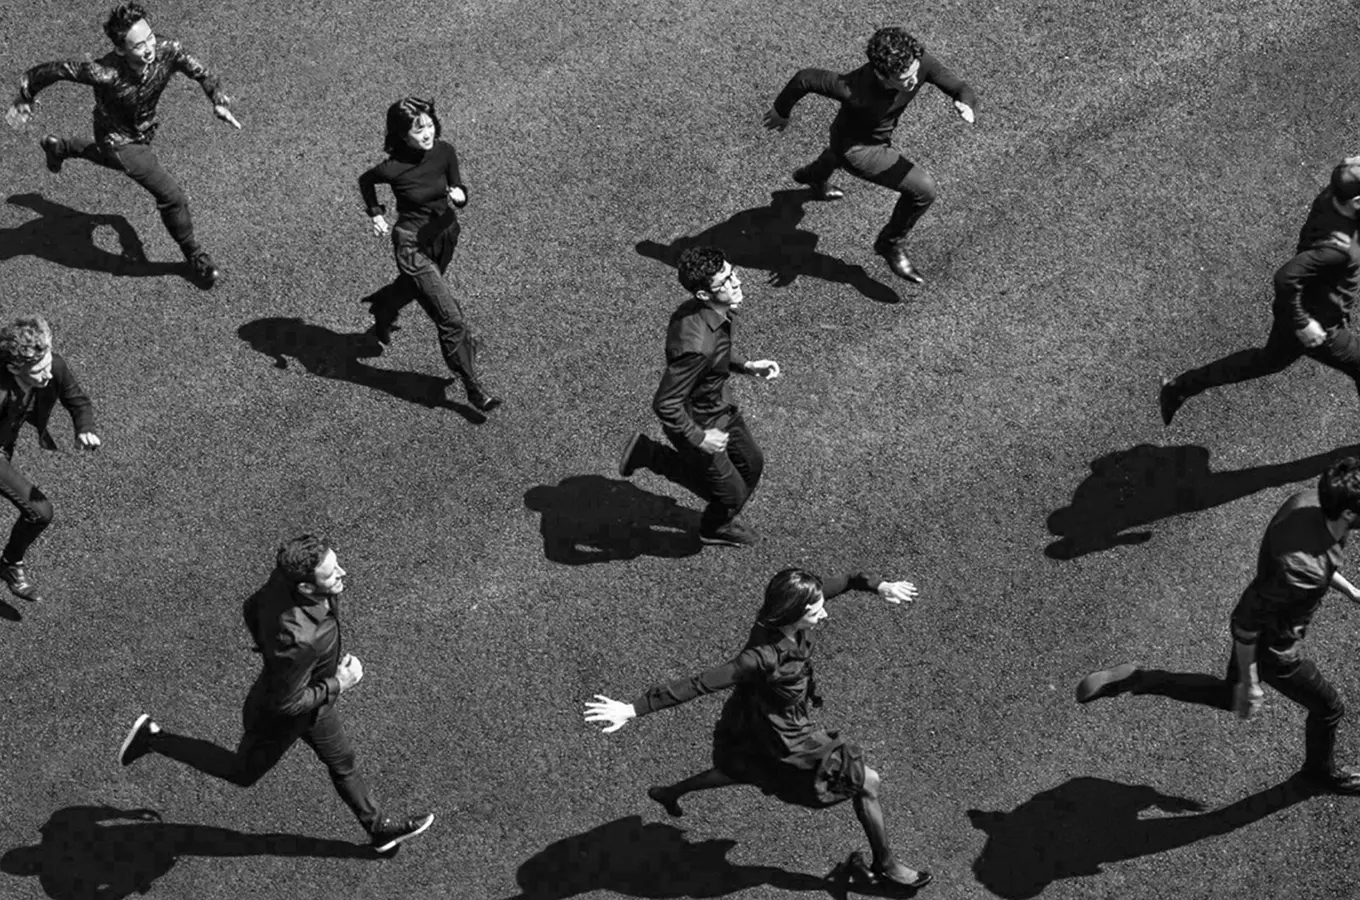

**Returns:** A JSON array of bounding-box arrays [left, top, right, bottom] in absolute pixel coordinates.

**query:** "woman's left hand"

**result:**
[[878, 580, 919, 604], [584, 695, 636, 734]]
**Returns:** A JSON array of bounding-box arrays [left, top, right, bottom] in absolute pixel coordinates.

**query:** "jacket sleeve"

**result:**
[[652, 350, 709, 447], [260, 630, 340, 717], [445, 142, 465, 192], [358, 161, 391, 217], [168, 41, 228, 106], [630, 647, 767, 716], [19, 60, 100, 102], [52, 355, 96, 436], [921, 52, 977, 108], [821, 572, 883, 601], [1273, 244, 1348, 329], [772, 68, 849, 118]]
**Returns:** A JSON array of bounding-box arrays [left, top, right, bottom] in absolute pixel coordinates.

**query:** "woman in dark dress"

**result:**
[[357, 97, 500, 413], [585, 567, 931, 891]]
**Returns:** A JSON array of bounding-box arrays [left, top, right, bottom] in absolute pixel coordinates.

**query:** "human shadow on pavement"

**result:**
[[967, 775, 1313, 899], [498, 815, 833, 899], [2, 193, 182, 278], [0, 805, 374, 900], [237, 317, 482, 421], [523, 476, 702, 564], [1045, 443, 1360, 560], [0, 596, 20, 622], [636, 189, 902, 305]]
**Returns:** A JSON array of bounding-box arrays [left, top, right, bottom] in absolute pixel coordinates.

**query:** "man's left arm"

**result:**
[[51, 355, 99, 450], [921, 51, 977, 123], [1332, 570, 1360, 603], [169, 41, 240, 129]]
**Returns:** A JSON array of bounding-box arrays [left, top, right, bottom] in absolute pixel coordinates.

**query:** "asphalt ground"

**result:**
[[1, 0, 1359, 898]]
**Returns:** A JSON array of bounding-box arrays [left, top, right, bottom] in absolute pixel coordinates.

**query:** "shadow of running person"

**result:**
[[1045, 443, 1360, 560], [497, 815, 834, 899], [0, 805, 375, 900], [523, 475, 702, 564], [237, 317, 482, 420], [636, 189, 902, 305], [2, 193, 182, 279], [967, 775, 1314, 899]]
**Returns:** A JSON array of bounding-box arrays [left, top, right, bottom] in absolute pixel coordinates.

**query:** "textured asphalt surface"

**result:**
[[1, 1, 1359, 898]]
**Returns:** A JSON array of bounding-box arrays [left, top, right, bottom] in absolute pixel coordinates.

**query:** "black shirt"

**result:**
[[358, 140, 465, 237], [651, 300, 749, 448]]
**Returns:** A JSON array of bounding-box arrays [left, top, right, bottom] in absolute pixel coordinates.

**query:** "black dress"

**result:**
[[630, 573, 880, 808]]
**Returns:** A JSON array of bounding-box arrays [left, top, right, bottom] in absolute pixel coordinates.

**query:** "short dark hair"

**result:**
[[384, 97, 443, 155], [757, 568, 824, 629], [1318, 458, 1360, 519], [0, 316, 52, 367], [866, 27, 924, 77], [675, 246, 727, 294], [1331, 158, 1360, 204], [104, 3, 149, 46], [276, 534, 331, 585]]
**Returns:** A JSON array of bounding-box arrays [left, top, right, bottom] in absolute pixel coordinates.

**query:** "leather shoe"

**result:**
[[466, 386, 502, 413], [699, 521, 758, 547], [0, 559, 42, 602], [1076, 663, 1139, 703], [874, 240, 924, 284], [618, 432, 649, 477], [1159, 377, 1184, 426], [792, 166, 845, 201], [1299, 765, 1360, 794], [40, 135, 64, 173]]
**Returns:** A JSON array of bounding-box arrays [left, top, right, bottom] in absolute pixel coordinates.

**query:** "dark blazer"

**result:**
[[0, 352, 97, 455]]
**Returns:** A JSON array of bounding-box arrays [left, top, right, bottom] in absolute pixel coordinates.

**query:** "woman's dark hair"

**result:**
[[1319, 457, 1360, 519], [104, 3, 150, 46], [384, 97, 442, 155], [757, 568, 824, 629]]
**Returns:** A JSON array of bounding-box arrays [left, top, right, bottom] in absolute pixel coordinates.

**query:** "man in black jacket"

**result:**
[[763, 27, 977, 284], [0, 316, 99, 603], [116, 535, 434, 853], [1161, 158, 1360, 425]]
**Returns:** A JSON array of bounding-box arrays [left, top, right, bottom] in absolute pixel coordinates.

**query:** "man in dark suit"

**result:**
[[0, 315, 99, 603]]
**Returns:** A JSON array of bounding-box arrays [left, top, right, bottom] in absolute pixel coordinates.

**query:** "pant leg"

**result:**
[[61, 136, 119, 168], [1304, 325, 1360, 400], [105, 142, 200, 258], [0, 456, 53, 563], [662, 423, 751, 534], [838, 144, 938, 247], [1259, 647, 1345, 775], [149, 718, 302, 787], [393, 226, 481, 388], [722, 412, 764, 496], [301, 702, 381, 832], [1175, 318, 1301, 398], [798, 145, 842, 183]]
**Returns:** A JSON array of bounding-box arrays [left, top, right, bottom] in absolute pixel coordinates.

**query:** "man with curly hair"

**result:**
[[4, 3, 242, 289], [764, 27, 976, 284], [617, 246, 781, 547], [116, 534, 436, 853], [0, 316, 100, 604], [1077, 458, 1360, 794]]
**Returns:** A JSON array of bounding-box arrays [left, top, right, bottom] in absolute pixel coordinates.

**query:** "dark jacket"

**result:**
[[242, 568, 343, 725], [0, 352, 97, 457]]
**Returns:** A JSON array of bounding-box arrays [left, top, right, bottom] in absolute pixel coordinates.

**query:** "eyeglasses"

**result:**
[[709, 268, 741, 292]]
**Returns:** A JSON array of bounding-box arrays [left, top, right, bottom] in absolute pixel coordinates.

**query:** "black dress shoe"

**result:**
[[792, 167, 845, 201], [40, 135, 64, 173], [874, 241, 924, 284], [1159, 377, 1185, 426], [0, 559, 42, 602], [699, 521, 758, 547], [1076, 663, 1140, 703], [466, 387, 502, 413], [844, 851, 932, 892], [618, 432, 650, 477], [187, 250, 220, 289]]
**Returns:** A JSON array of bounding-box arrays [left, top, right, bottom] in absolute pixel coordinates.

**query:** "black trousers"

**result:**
[[799, 135, 938, 248], [60, 137, 200, 258], [1134, 640, 1345, 775], [150, 699, 381, 833], [1175, 317, 1360, 400], [639, 411, 764, 534], [0, 454, 53, 563]]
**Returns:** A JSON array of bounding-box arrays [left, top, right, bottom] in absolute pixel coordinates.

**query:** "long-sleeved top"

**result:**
[[1273, 188, 1360, 330], [772, 55, 976, 148], [243, 568, 343, 722], [1231, 490, 1345, 650], [358, 140, 466, 240], [19, 40, 227, 146], [0, 353, 96, 458], [652, 300, 749, 448]]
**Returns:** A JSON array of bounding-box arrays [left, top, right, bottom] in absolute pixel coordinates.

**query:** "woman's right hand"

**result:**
[[584, 695, 637, 734], [370, 214, 390, 237]]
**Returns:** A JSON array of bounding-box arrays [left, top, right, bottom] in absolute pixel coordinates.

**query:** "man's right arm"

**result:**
[[771, 68, 849, 118], [260, 633, 340, 718], [18, 60, 98, 103], [652, 350, 708, 448]]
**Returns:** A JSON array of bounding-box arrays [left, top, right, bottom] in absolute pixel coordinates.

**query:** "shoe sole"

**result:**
[[118, 713, 151, 765], [699, 535, 754, 547], [373, 813, 434, 853], [1159, 379, 1181, 426], [618, 433, 643, 477], [1076, 663, 1137, 703]]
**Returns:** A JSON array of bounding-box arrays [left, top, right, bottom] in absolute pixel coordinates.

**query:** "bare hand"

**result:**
[[584, 694, 636, 734], [448, 186, 467, 208], [954, 101, 975, 124], [6, 100, 32, 130], [699, 428, 729, 453], [878, 580, 919, 604], [762, 107, 789, 132], [370, 214, 390, 237], [1297, 319, 1326, 348], [337, 653, 364, 691], [1233, 681, 1263, 720], [214, 103, 241, 129], [77, 432, 101, 451], [747, 359, 780, 380]]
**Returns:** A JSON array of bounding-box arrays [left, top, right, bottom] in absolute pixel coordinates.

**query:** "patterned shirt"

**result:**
[[651, 299, 749, 448], [19, 39, 227, 146]]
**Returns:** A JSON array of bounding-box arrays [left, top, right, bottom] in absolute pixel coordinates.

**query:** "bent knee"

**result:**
[[859, 766, 881, 797], [26, 498, 54, 526]]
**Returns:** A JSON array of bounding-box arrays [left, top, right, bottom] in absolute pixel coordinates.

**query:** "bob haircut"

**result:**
[[384, 97, 443, 155]]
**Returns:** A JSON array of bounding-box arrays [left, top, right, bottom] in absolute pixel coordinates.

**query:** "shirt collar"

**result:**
[[293, 587, 333, 623], [696, 302, 731, 330]]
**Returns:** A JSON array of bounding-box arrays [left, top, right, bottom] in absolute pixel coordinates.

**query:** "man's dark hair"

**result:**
[[0, 316, 52, 367], [866, 27, 924, 77], [276, 534, 331, 585], [757, 568, 825, 629], [1331, 159, 1360, 204], [104, 3, 150, 46], [675, 246, 727, 294], [384, 97, 443, 155], [1318, 458, 1360, 519]]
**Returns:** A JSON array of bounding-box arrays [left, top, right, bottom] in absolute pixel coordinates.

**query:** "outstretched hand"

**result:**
[[214, 103, 242, 129], [762, 107, 789, 132], [954, 101, 975, 124], [584, 694, 636, 734], [878, 580, 919, 604]]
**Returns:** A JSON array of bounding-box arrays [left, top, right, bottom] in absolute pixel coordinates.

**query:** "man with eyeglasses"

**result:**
[[5, 3, 241, 289], [618, 246, 780, 547], [763, 27, 976, 285]]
